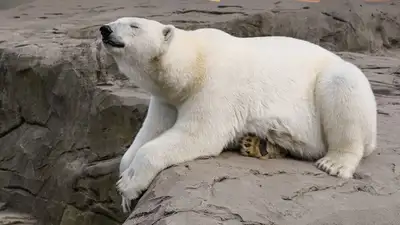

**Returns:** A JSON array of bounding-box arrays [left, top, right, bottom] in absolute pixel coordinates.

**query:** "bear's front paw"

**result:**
[[116, 153, 161, 213], [117, 168, 142, 207], [121, 196, 132, 213]]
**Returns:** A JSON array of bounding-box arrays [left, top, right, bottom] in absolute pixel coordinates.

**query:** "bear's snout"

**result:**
[[100, 25, 125, 48], [100, 25, 113, 39]]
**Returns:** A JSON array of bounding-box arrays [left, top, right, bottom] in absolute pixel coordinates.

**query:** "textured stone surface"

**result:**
[[1, 0, 400, 52], [0, 210, 37, 225], [0, 40, 149, 225], [0, 0, 399, 225]]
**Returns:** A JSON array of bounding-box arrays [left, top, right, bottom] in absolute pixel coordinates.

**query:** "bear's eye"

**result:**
[[130, 24, 139, 29]]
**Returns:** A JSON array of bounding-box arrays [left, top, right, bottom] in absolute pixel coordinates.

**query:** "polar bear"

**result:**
[[99, 17, 377, 212]]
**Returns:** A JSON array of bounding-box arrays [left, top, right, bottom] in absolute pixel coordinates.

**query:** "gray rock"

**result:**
[[183, 0, 400, 53], [0, 210, 37, 225], [0, 0, 399, 225], [0, 202, 37, 225], [0, 40, 149, 225]]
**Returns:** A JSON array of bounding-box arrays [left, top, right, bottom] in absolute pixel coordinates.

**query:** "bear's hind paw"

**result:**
[[239, 134, 261, 158]]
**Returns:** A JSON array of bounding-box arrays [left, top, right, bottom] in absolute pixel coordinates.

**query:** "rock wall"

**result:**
[[0, 41, 149, 225], [0, 0, 399, 224]]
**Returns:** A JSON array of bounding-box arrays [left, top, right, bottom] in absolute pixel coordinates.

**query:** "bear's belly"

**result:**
[[243, 101, 326, 160]]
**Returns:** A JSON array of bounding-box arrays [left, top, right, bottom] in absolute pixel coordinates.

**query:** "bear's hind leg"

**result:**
[[315, 61, 377, 179]]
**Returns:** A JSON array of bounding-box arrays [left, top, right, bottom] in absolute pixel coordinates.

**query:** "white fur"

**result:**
[[101, 17, 377, 212]]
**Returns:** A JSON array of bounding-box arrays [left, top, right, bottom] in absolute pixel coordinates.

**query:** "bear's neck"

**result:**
[[149, 31, 207, 106]]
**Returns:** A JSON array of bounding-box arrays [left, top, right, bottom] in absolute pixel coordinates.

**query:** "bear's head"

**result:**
[[100, 17, 174, 59], [99, 17, 176, 89], [100, 17, 205, 105]]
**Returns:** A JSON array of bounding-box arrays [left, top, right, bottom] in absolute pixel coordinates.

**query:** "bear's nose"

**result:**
[[99, 25, 113, 38]]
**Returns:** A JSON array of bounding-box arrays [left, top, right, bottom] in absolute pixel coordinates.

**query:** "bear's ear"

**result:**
[[162, 25, 174, 43]]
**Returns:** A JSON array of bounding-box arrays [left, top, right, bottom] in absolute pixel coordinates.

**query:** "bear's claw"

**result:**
[[315, 155, 355, 179]]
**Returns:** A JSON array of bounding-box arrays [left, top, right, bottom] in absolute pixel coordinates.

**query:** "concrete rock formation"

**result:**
[[0, 0, 399, 224]]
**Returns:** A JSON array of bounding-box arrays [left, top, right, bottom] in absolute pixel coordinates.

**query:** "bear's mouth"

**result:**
[[102, 38, 125, 48]]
